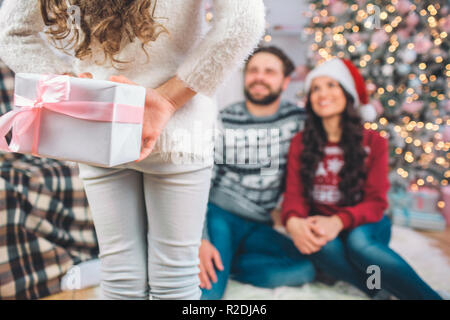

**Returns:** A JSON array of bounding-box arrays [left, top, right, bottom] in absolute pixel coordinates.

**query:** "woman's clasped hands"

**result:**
[[286, 215, 344, 255]]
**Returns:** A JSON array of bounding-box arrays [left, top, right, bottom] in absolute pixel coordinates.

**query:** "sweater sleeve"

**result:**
[[176, 0, 265, 97], [335, 132, 391, 230], [281, 134, 310, 226], [0, 0, 74, 74]]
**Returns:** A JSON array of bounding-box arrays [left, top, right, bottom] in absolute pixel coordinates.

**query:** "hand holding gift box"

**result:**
[[0, 73, 145, 167]]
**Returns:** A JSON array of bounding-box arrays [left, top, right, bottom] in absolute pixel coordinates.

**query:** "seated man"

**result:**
[[200, 46, 314, 300]]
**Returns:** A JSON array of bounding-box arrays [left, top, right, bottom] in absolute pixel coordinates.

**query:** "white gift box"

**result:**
[[0, 73, 146, 167], [391, 207, 446, 231], [408, 187, 440, 213]]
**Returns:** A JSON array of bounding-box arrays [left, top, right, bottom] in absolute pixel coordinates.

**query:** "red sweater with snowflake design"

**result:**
[[281, 129, 390, 230]]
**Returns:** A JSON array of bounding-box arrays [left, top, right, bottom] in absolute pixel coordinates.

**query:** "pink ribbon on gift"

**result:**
[[0, 74, 144, 157]]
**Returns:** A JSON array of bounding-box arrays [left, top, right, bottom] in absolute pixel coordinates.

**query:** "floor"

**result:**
[[419, 227, 450, 258], [42, 226, 450, 300]]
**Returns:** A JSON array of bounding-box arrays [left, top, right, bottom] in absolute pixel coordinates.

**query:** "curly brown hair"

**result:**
[[39, 0, 168, 68], [300, 85, 368, 208]]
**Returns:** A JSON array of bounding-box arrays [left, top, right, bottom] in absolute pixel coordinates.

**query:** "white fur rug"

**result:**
[[222, 225, 450, 300]]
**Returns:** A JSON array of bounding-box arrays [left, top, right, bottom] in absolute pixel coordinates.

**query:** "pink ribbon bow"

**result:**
[[0, 74, 144, 157]]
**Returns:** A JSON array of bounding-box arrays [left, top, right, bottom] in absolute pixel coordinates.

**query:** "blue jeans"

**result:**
[[309, 215, 442, 300], [201, 203, 315, 300]]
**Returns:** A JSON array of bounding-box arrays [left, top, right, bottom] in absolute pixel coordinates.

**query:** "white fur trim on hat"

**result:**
[[305, 58, 360, 106], [360, 103, 377, 122]]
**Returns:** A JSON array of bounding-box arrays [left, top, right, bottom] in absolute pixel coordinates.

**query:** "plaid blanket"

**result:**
[[0, 60, 99, 299]]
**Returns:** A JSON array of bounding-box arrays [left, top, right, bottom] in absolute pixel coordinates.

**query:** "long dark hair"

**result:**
[[300, 85, 367, 207]]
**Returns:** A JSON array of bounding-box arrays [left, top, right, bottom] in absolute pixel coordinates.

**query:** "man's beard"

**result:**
[[244, 83, 282, 106]]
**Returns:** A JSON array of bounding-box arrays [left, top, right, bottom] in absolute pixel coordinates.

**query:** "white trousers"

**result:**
[[77, 153, 213, 300]]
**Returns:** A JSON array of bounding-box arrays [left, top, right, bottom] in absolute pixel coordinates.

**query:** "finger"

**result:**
[[213, 250, 224, 271], [302, 239, 318, 254], [306, 217, 323, 234], [199, 272, 209, 289], [305, 227, 327, 247], [109, 75, 136, 85], [306, 217, 327, 237], [296, 243, 308, 255], [308, 247, 320, 254], [198, 263, 205, 287], [198, 270, 206, 288], [198, 265, 211, 289], [299, 244, 312, 255], [200, 274, 210, 289], [310, 223, 326, 237], [109, 75, 127, 83], [304, 235, 324, 252], [136, 139, 155, 162], [205, 259, 218, 283], [311, 235, 327, 247], [137, 145, 153, 162], [309, 240, 325, 254], [293, 240, 311, 255], [78, 72, 93, 79]]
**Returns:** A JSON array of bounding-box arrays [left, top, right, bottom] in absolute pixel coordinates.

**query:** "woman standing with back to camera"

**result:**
[[0, 0, 265, 299]]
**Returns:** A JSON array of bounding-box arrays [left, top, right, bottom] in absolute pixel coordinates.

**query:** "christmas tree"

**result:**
[[300, 0, 449, 201]]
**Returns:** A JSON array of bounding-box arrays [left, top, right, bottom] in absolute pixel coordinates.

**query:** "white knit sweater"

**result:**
[[0, 0, 265, 162]]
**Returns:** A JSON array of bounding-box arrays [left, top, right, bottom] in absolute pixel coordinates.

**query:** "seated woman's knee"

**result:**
[[316, 237, 343, 256], [345, 226, 373, 253]]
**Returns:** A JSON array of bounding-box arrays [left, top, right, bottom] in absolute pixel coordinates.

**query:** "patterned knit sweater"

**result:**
[[281, 129, 390, 230], [202, 100, 306, 239], [0, 0, 265, 162]]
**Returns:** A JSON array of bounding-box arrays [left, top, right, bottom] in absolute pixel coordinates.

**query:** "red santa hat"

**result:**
[[304, 58, 377, 122]]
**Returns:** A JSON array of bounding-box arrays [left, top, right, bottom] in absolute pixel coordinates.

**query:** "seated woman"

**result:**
[[281, 57, 442, 300]]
